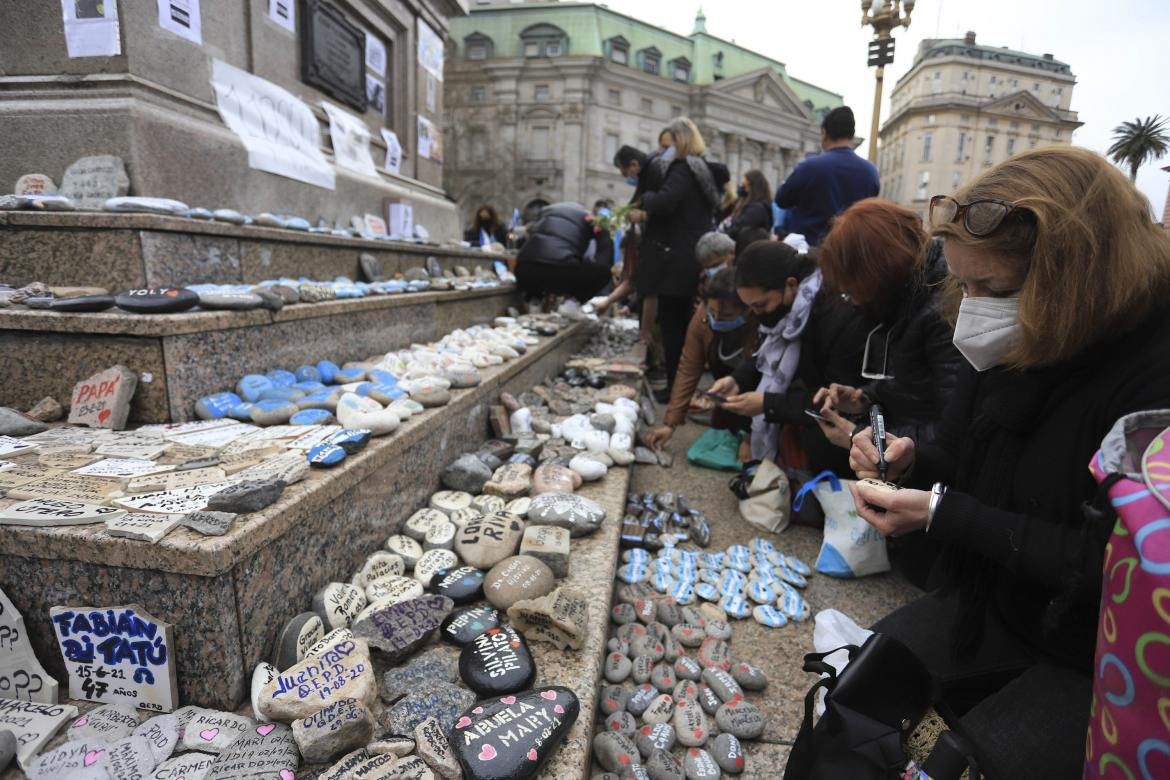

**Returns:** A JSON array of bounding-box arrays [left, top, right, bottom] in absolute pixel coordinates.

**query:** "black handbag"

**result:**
[[785, 633, 934, 780]]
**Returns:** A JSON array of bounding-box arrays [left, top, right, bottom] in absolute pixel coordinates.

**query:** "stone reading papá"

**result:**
[[49, 603, 177, 713], [68, 364, 137, 430]]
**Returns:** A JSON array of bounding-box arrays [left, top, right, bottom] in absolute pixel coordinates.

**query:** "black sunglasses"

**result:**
[[929, 195, 1028, 237]]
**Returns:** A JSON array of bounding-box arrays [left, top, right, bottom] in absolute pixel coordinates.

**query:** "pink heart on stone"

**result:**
[[256, 724, 275, 736], [72, 716, 89, 728], [526, 748, 538, 761], [540, 690, 556, 700], [478, 744, 498, 761], [472, 707, 484, 714], [455, 716, 472, 729], [280, 771, 294, 780], [199, 728, 219, 742], [83, 750, 104, 767], [554, 704, 565, 714], [500, 696, 516, 704]]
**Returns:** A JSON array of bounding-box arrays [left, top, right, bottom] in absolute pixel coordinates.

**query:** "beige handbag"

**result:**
[[736, 459, 792, 534]]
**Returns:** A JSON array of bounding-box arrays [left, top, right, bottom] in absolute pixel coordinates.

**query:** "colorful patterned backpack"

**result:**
[[1085, 411, 1170, 779]]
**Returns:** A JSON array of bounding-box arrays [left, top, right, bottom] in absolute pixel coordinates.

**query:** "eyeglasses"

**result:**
[[861, 324, 894, 381], [929, 195, 1027, 237]]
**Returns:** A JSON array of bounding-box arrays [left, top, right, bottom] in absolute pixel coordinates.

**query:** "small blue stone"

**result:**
[[296, 364, 322, 383], [366, 369, 398, 385], [308, 443, 347, 467], [297, 389, 336, 409], [229, 402, 257, 421], [291, 408, 334, 425], [316, 361, 340, 384], [327, 428, 372, 454], [259, 386, 304, 403], [266, 369, 297, 388], [195, 391, 242, 420], [237, 374, 273, 403], [293, 381, 325, 393], [334, 367, 366, 383]]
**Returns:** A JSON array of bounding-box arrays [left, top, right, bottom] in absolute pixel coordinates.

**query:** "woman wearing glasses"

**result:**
[[810, 198, 964, 460], [848, 147, 1170, 777]]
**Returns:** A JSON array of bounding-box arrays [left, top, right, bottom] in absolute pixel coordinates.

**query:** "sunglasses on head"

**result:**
[[929, 195, 1029, 237]]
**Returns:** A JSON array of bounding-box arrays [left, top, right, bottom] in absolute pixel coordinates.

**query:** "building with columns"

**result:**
[[878, 31, 1081, 210], [444, 1, 843, 224]]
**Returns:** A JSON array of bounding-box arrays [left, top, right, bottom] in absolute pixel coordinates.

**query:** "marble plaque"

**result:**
[[301, 0, 368, 112], [0, 698, 79, 768], [125, 467, 229, 493], [138, 420, 235, 437], [104, 513, 183, 543], [74, 459, 174, 478], [38, 452, 101, 470], [285, 425, 343, 450], [95, 441, 172, 461], [50, 604, 178, 713], [7, 474, 123, 503], [0, 587, 58, 704], [0, 498, 124, 527], [0, 437, 38, 458], [0, 464, 63, 490], [165, 423, 259, 449], [113, 483, 236, 514]]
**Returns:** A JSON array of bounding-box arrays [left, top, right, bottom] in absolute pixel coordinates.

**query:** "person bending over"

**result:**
[[515, 202, 613, 302]]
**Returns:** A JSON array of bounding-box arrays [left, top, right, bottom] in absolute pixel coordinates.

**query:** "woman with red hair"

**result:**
[[811, 198, 963, 453]]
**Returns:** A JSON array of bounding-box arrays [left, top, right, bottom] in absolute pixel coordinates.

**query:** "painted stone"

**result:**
[[712, 732, 747, 774], [714, 699, 766, 739], [179, 709, 255, 753], [672, 698, 709, 747], [636, 722, 677, 759], [181, 510, 235, 536], [526, 492, 606, 537], [0, 497, 123, 528], [382, 682, 474, 736], [439, 604, 500, 647], [432, 565, 486, 605], [292, 697, 374, 764], [204, 720, 299, 780], [350, 594, 453, 663], [458, 625, 535, 696], [273, 612, 324, 671], [450, 686, 579, 780], [404, 507, 452, 542], [454, 512, 525, 570], [414, 549, 460, 587], [484, 555, 555, 610], [352, 551, 407, 589], [312, 582, 368, 630], [68, 364, 137, 430], [257, 638, 376, 721], [506, 586, 589, 651], [591, 730, 639, 773], [386, 534, 424, 569], [517, 524, 570, 578]]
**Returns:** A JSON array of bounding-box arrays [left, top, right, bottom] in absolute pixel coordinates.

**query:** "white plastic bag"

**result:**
[[811, 608, 874, 717], [737, 459, 792, 534], [794, 471, 890, 578]]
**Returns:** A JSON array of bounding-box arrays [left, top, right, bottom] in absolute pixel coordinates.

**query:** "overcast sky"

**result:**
[[600, 0, 1170, 214]]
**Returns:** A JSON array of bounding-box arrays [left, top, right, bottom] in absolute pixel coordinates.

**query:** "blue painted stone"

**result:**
[[316, 360, 340, 384], [651, 571, 673, 594], [699, 569, 722, 586], [623, 549, 652, 565], [725, 555, 752, 574], [334, 284, 364, 298], [653, 559, 672, 577], [753, 605, 788, 628], [294, 381, 325, 392], [290, 408, 334, 426], [258, 386, 304, 402], [249, 399, 297, 425], [327, 428, 371, 454], [778, 567, 808, 588], [266, 369, 297, 387], [718, 570, 746, 594], [726, 545, 750, 558], [297, 389, 337, 409], [699, 552, 725, 569], [750, 538, 775, 555], [295, 364, 321, 383], [786, 555, 812, 576], [778, 589, 810, 622], [719, 594, 751, 619], [366, 369, 398, 385], [617, 563, 648, 584], [670, 580, 696, 605], [187, 207, 214, 219], [285, 216, 311, 230], [237, 374, 273, 403], [308, 443, 347, 467], [351, 382, 375, 397], [195, 391, 242, 420], [334, 367, 366, 383], [368, 384, 404, 404], [229, 402, 257, 421], [695, 583, 720, 602], [747, 581, 775, 604]]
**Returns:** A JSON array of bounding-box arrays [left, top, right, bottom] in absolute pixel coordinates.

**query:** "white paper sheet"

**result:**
[[381, 128, 403, 175], [366, 74, 386, 114], [61, 0, 121, 58], [417, 18, 444, 82], [157, 0, 201, 45], [417, 115, 441, 162], [425, 73, 437, 113], [322, 101, 379, 178], [268, 0, 295, 32], [366, 32, 387, 77], [210, 59, 336, 190]]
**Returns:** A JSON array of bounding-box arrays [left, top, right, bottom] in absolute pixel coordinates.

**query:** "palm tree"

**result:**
[[1108, 115, 1170, 182]]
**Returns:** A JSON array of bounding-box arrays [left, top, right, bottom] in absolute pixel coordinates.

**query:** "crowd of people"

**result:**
[[475, 103, 1170, 776]]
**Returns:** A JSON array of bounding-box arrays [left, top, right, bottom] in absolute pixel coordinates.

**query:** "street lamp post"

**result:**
[[861, 0, 914, 163]]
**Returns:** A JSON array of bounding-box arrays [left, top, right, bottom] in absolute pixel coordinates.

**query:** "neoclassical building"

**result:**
[[878, 32, 1081, 210], [444, 2, 843, 224]]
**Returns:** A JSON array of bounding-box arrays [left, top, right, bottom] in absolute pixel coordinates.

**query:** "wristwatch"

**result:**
[[927, 483, 947, 532]]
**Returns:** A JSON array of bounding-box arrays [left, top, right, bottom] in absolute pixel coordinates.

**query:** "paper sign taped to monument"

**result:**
[[157, 0, 202, 45], [61, 0, 121, 58], [381, 129, 403, 175], [0, 698, 78, 768], [417, 115, 440, 161], [417, 18, 444, 81], [366, 32, 386, 77], [0, 588, 58, 704], [322, 101, 379, 178], [268, 0, 296, 33], [210, 58, 336, 190], [50, 604, 178, 713]]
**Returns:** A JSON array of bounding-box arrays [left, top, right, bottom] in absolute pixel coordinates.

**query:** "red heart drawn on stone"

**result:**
[[165, 289, 179, 297], [690, 749, 700, 756], [554, 704, 565, 714], [618, 754, 631, 766], [693, 728, 704, 738], [83, 750, 104, 767], [256, 724, 275, 736], [200, 728, 219, 741], [472, 707, 484, 715], [72, 716, 89, 728], [98, 409, 111, 423], [500, 696, 516, 704], [736, 756, 745, 768], [526, 748, 538, 761], [280, 771, 294, 780], [478, 744, 497, 761], [455, 716, 472, 729], [540, 690, 556, 700], [641, 726, 651, 735]]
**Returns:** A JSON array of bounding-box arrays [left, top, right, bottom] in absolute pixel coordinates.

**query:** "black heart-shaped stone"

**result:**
[[449, 685, 579, 780], [458, 625, 535, 696]]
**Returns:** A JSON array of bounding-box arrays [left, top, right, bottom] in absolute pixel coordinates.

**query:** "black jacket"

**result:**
[[463, 224, 509, 246], [913, 305, 1170, 669], [725, 201, 773, 241], [862, 240, 963, 445], [732, 289, 873, 474], [637, 156, 720, 299], [516, 202, 613, 269]]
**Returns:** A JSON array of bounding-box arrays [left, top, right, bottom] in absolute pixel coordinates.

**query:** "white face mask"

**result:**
[[952, 296, 1021, 372], [661, 145, 677, 162]]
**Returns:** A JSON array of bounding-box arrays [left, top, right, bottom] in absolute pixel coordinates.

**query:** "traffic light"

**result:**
[[867, 37, 895, 67]]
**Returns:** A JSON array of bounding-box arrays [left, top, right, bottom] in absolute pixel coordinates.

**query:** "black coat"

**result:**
[[862, 240, 963, 445], [463, 224, 509, 246], [914, 305, 1170, 669], [725, 201, 773, 241], [516, 202, 612, 269], [637, 157, 720, 299], [732, 289, 874, 474]]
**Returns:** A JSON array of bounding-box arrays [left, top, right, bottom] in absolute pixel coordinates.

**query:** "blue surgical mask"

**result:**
[[707, 311, 746, 332], [661, 145, 677, 162], [704, 263, 726, 279], [624, 175, 639, 186]]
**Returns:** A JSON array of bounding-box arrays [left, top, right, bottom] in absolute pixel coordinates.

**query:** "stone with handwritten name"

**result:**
[[313, 582, 368, 630], [206, 478, 282, 514], [1, 700, 80, 768], [258, 638, 376, 721], [450, 686, 580, 780], [506, 586, 589, 651], [68, 364, 137, 430], [181, 510, 236, 536], [484, 555, 555, 611], [6, 472, 125, 503], [365, 576, 425, 608], [0, 588, 57, 705], [414, 549, 460, 588], [273, 612, 324, 671], [178, 709, 255, 753], [430, 490, 472, 516], [439, 605, 500, 648], [23, 738, 100, 780], [413, 716, 460, 779], [518, 524, 571, 578], [251, 662, 278, 724], [525, 492, 606, 537], [151, 750, 217, 780], [351, 594, 452, 663], [115, 482, 235, 514], [292, 697, 374, 764], [458, 626, 534, 697], [385, 535, 423, 569], [352, 551, 407, 590], [204, 720, 299, 780], [67, 703, 140, 743], [454, 512, 525, 570], [59, 154, 129, 209], [105, 511, 182, 543], [74, 733, 157, 779], [304, 628, 354, 661], [382, 682, 474, 736], [132, 712, 179, 765], [318, 747, 372, 779]]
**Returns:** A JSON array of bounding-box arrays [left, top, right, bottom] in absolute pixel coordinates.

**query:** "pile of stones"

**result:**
[[591, 533, 812, 779], [620, 492, 714, 550], [574, 319, 642, 361]]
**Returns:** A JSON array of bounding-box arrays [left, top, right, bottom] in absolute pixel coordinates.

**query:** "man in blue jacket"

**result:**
[[774, 106, 880, 246]]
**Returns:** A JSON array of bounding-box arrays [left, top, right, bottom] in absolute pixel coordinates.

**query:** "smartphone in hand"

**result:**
[[701, 389, 727, 403], [804, 408, 831, 423]]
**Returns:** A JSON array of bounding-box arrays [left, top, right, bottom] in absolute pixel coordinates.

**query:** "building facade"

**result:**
[[444, 1, 843, 225], [878, 32, 1081, 209]]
